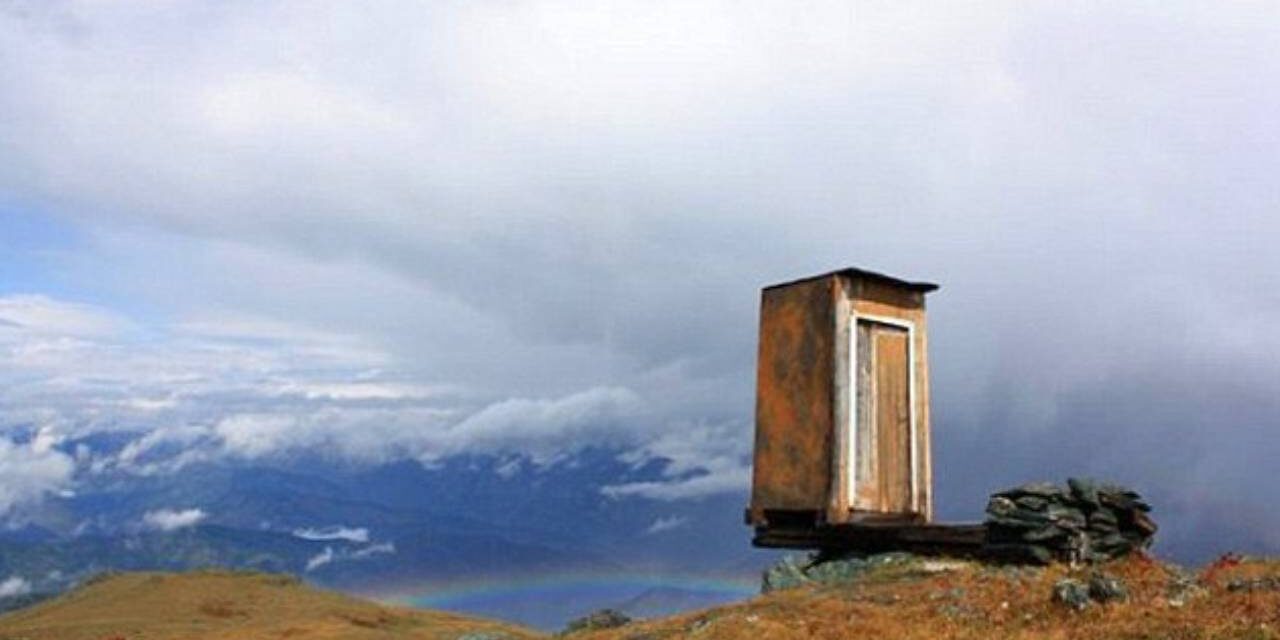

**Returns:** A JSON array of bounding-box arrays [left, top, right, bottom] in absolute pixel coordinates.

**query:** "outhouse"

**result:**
[[747, 267, 938, 542]]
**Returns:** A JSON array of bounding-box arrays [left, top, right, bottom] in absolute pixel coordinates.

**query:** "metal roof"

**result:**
[[763, 267, 939, 293]]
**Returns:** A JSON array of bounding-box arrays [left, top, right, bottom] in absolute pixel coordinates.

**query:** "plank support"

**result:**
[[753, 522, 987, 557]]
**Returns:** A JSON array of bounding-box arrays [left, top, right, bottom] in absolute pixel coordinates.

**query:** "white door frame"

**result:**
[[847, 313, 919, 513]]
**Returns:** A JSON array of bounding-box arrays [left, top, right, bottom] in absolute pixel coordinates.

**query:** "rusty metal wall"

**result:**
[[748, 274, 837, 522]]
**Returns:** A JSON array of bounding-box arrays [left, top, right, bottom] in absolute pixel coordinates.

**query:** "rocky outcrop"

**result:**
[[762, 552, 920, 592]]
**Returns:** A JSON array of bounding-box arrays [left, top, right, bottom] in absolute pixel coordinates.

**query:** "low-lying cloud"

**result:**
[[0, 431, 75, 517], [141, 508, 207, 532], [304, 542, 396, 573], [643, 516, 689, 535], [0, 576, 31, 599], [292, 526, 370, 544], [304, 547, 335, 572], [0, 294, 738, 503]]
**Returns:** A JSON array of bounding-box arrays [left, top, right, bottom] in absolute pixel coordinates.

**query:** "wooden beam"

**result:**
[[753, 522, 987, 557]]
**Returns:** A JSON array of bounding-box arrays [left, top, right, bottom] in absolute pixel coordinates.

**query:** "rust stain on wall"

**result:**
[[750, 275, 835, 514]]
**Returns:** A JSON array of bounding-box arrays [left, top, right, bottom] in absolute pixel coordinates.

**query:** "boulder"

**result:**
[[1088, 573, 1129, 603], [1052, 578, 1091, 611], [561, 609, 631, 635]]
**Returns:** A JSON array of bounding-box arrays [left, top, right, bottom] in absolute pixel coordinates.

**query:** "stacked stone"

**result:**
[[983, 478, 1156, 565]]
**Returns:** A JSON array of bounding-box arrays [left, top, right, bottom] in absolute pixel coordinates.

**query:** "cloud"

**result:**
[[352, 542, 396, 560], [304, 546, 334, 572], [0, 295, 132, 338], [0, 576, 31, 599], [0, 1, 1279, 559], [304, 542, 395, 572], [434, 387, 644, 464], [601, 462, 751, 501], [603, 419, 751, 501], [0, 294, 398, 452], [643, 516, 688, 535], [0, 294, 663, 481], [0, 432, 75, 516], [141, 508, 207, 532], [603, 468, 751, 502], [292, 526, 369, 544]]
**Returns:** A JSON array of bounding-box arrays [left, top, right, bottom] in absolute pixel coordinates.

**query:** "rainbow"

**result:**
[[392, 571, 756, 605], [371, 569, 758, 625]]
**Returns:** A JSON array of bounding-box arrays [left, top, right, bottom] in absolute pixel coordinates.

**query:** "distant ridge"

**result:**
[[611, 584, 746, 619]]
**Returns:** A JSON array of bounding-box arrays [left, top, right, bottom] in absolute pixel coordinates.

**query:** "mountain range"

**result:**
[[0, 445, 769, 629]]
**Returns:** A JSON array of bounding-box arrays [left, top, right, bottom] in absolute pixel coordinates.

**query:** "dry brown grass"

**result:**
[[0, 570, 541, 640], [577, 555, 1280, 640], [5, 557, 1280, 639]]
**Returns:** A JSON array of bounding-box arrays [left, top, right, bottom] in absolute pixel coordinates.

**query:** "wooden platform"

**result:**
[[753, 521, 988, 557]]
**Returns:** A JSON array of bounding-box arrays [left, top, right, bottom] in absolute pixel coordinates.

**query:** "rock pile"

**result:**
[[984, 478, 1156, 565], [561, 609, 631, 635]]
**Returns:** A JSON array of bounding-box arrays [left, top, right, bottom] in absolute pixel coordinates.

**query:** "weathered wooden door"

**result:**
[[853, 319, 914, 514]]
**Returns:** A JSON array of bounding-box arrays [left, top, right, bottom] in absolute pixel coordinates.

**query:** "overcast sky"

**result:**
[[2, 1, 1278, 560]]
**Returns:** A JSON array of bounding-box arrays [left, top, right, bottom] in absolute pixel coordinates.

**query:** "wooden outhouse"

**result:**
[[747, 268, 938, 543]]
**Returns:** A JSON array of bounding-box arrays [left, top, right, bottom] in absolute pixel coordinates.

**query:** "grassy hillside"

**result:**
[[5, 556, 1280, 639], [574, 555, 1280, 640], [0, 570, 540, 640]]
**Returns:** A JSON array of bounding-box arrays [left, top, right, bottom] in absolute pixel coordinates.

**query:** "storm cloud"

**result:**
[[1, 2, 1278, 561]]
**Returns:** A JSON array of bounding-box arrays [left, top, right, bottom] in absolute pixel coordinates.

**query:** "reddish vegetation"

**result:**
[[4, 557, 1280, 639], [578, 555, 1280, 640]]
